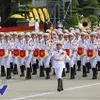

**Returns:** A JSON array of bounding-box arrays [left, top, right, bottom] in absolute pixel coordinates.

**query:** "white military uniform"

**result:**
[[87, 40, 98, 68], [63, 39, 77, 67], [77, 39, 87, 66], [5, 40, 16, 68], [36, 38, 44, 67], [0, 40, 6, 67], [51, 48, 72, 79], [30, 38, 37, 64], [10, 39, 18, 65], [17, 39, 25, 66], [22, 39, 33, 68], [97, 39, 100, 61], [41, 40, 51, 68], [34, 21, 39, 32]]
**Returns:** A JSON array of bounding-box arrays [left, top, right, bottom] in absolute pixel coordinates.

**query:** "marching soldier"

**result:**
[[51, 41, 73, 92], [0, 32, 6, 77], [10, 32, 18, 75], [85, 33, 91, 73], [74, 29, 81, 41], [57, 32, 66, 77], [63, 33, 70, 73], [36, 32, 45, 77], [23, 32, 34, 79], [87, 32, 98, 79], [34, 18, 39, 33], [5, 33, 13, 79], [97, 32, 100, 71], [77, 32, 87, 77], [50, 31, 57, 75], [17, 32, 25, 77], [74, 29, 81, 71], [31, 32, 38, 75], [42, 33, 51, 79], [64, 33, 78, 79]]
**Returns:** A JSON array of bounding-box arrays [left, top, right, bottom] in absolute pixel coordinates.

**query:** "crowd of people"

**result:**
[[0, 26, 100, 91]]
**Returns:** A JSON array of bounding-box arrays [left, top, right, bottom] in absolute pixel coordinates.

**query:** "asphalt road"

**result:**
[[0, 69, 100, 100]]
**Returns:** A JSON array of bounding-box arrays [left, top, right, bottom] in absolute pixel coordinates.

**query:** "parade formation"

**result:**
[[0, 25, 100, 92]]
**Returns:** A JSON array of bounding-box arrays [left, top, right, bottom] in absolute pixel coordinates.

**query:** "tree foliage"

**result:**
[[12, 0, 32, 4], [67, 15, 80, 26], [87, 0, 98, 5], [72, 0, 79, 6], [88, 15, 98, 23]]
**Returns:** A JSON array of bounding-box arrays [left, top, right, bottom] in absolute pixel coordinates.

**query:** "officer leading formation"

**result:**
[[0, 26, 100, 92]]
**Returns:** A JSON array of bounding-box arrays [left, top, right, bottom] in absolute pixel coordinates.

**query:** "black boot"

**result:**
[[62, 68, 66, 77], [97, 62, 100, 71], [49, 61, 52, 72], [20, 65, 25, 77], [30, 63, 32, 73], [92, 68, 97, 79], [70, 68, 75, 79], [6, 68, 11, 79], [66, 63, 70, 73], [10, 62, 13, 73], [74, 64, 76, 75], [53, 69, 56, 75], [60, 79, 64, 91], [13, 64, 18, 75], [40, 66, 45, 77], [45, 68, 50, 79], [36, 60, 39, 69], [82, 66, 87, 77], [26, 68, 31, 79], [88, 62, 91, 69], [32, 64, 37, 75], [86, 62, 90, 73], [57, 78, 62, 92], [77, 60, 81, 71], [96, 64, 98, 75], [1, 66, 6, 77]]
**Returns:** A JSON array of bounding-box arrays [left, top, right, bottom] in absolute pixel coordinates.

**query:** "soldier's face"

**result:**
[[81, 35, 85, 40], [68, 35, 73, 41], [51, 34, 56, 39], [5, 36, 10, 40], [25, 36, 30, 41], [56, 44, 62, 50], [85, 35, 89, 40], [91, 35, 96, 40], [18, 36, 23, 40], [64, 36, 68, 40], [12, 34, 17, 39], [38, 35, 42, 40], [98, 34, 100, 38], [44, 36, 48, 41], [31, 34, 36, 39], [59, 35, 63, 39], [0, 35, 4, 40], [76, 32, 80, 36]]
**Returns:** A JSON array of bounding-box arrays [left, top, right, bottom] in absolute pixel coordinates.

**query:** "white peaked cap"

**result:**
[[25, 32, 31, 37]]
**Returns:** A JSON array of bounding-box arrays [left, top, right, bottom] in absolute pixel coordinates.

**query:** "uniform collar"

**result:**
[[19, 40, 23, 43], [0, 40, 3, 43], [6, 40, 10, 43], [26, 39, 31, 44], [56, 49, 62, 53]]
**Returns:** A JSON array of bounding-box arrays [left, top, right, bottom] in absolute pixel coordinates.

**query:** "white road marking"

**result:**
[[10, 82, 100, 100]]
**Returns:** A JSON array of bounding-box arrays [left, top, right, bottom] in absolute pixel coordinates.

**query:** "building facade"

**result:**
[[32, 0, 47, 7]]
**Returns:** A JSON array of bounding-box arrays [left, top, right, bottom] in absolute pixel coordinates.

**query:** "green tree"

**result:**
[[72, 0, 79, 6], [67, 15, 80, 26], [87, 0, 98, 5], [88, 15, 98, 23], [12, 0, 32, 4]]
